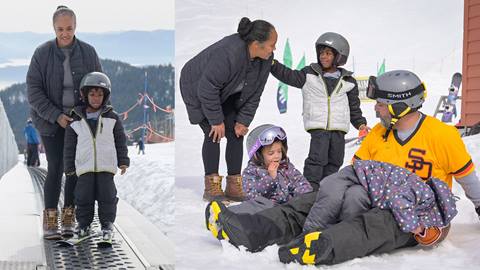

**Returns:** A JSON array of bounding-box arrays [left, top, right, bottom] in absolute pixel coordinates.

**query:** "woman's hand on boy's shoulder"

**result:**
[[119, 165, 128, 175]]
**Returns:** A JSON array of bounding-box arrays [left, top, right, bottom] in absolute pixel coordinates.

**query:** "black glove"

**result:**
[[476, 207, 480, 220]]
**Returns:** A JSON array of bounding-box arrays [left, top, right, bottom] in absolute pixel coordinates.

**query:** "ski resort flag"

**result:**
[[277, 39, 306, 114], [277, 39, 292, 114], [296, 54, 306, 70], [377, 59, 386, 76]]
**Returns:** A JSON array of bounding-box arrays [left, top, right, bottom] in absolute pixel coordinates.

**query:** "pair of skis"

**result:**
[[56, 231, 113, 248]]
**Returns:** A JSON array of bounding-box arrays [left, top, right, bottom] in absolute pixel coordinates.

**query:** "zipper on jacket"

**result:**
[[93, 115, 103, 171], [325, 75, 345, 130], [327, 96, 331, 129]]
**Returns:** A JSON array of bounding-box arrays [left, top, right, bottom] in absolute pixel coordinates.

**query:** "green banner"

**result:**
[[277, 39, 305, 114], [377, 59, 385, 76], [296, 54, 306, 70]]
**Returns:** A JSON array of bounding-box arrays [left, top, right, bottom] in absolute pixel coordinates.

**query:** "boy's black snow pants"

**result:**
[[303, 129, 345, 191], [75, 172, 118, 229], [199, 93, 243, 176]]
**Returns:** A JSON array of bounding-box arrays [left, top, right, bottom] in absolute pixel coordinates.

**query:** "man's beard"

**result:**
[[377, 111, 391, 128]]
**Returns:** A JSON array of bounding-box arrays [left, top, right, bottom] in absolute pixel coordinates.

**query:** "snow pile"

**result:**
[[0, 97, 18, 178], [116, 142, 175, 235]]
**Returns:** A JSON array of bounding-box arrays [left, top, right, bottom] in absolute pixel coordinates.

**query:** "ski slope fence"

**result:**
[[0, 98, 18, 178]]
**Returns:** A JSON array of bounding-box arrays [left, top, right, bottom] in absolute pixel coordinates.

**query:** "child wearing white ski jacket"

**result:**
[[64, 72, 129, 240], [270, 32, 368, 190]]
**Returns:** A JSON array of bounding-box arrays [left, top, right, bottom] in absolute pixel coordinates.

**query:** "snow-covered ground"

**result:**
[[116, 143, 175, 235], [174, 1, 478, 269]]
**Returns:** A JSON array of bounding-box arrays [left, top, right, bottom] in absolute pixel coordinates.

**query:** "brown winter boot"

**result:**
[[225, 174, 245, 202], [61, 206, 76, 237], [43, 208, 61, 240], [203, 174, 226, 201]]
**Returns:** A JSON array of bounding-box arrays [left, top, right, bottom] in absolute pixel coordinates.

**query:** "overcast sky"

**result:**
[[0, 0, 174, 32], [176, 0, 464, 84]]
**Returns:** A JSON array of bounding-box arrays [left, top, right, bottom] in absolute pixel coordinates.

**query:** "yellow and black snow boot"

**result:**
[[205, 200, 230, 240], [278, 231, 332, 265]]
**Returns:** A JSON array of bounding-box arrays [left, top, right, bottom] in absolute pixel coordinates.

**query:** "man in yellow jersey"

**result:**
[[206, 70, 480, 264], [277, 70, 480, 265]]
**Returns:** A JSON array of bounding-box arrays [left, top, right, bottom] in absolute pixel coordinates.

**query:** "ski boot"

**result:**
[[43, 208, 61, 240], [74, 225, 91, 238], [278, 231, 332, 265], [205, 200, 229, 241], [205, 200, 254, 250], [98, 223, 114, 248]]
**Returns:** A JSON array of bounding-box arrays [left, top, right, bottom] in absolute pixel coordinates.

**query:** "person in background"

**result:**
[[137, 138, 145, 155], [24, 119, 40, 167]]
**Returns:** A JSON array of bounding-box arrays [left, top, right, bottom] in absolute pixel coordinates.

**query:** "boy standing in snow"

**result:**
[[271, 32, 368, 190], [64, 72, 129, 241]]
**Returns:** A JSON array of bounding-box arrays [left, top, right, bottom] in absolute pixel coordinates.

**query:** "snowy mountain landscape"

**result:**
[[174, 0, 479, 269]]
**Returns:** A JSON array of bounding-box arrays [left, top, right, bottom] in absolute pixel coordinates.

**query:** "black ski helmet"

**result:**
[[79, 72, 111, 106], [315, 32, 350, 67], [366, 70, 426, 140]]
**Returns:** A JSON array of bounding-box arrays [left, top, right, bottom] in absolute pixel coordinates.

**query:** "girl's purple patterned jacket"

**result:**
[[353, 160, 457, 232], [242, 159, 313, 204]]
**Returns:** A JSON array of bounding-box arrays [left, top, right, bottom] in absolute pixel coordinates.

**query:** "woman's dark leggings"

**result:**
[[199, 96, 243, 176], [42, 128, 76, 209]]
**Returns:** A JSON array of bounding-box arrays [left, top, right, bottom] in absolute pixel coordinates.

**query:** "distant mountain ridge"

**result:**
[[0, 30, 174, 66], [0, 59, 174, 151]]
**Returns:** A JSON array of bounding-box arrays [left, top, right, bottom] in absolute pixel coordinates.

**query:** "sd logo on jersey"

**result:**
[[405, 148, 433, 180]]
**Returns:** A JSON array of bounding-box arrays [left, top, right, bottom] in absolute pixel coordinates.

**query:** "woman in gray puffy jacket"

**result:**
[[26, 6, 102, 239], [180, 17, 277, 202]]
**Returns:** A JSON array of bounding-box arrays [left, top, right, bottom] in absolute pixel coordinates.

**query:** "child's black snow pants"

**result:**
[[303, 129, 345, 191], [75, 172, 118, 229]]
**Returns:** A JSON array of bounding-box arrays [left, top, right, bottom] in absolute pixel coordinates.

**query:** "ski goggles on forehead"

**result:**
[[248, 126, 287, 159], [259, 126, 286, 145], [366, 76, 426, 101]]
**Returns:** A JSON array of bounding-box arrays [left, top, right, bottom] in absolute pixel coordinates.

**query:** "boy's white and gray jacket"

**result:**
[[271, 61, 366, 132], [64, 106, 130, 176]]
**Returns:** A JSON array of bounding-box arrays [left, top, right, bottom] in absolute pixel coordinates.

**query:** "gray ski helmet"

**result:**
[[246, 124, 287, 159], [367, 70, 426, 141], [371, 70, 426, 110], [315, 32, 350, 66], [79, 72, 111, 104]]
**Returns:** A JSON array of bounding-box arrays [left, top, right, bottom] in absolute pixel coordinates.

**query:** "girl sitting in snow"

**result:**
[[303, 160, 457, 236], [279, 160, 458, 265], [228, 124, 312, 214]]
